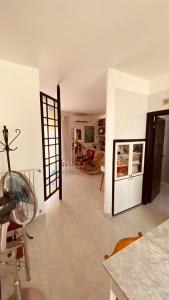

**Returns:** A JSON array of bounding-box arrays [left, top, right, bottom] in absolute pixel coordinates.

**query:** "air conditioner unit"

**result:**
[[73, 116, 90, 123]]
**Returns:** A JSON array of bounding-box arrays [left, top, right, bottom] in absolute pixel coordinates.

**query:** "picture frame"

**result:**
[[84, 126, 95, 143]]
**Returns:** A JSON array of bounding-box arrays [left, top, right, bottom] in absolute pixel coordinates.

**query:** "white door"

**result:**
[[129, 175, 143, 208], [114, 179, 130, 214]]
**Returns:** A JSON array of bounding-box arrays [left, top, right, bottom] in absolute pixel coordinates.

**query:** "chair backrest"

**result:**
[[104, 232, 143, 260], [0, 222, 9, 253], [93, 152, 104, 166], [86, 149, 95, 160]]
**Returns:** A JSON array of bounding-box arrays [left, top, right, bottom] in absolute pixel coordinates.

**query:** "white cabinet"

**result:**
[[114, 179, 130, 214], [113, 140, 145, 215], [129, 175, 143, 208]]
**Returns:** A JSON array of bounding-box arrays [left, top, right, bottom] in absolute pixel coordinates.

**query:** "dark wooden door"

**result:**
[[40, 85, 62, 201], [151, 117, 165, 201]]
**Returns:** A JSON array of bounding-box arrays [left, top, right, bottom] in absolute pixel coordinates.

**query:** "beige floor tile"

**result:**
[[2, 168, 168, 300]]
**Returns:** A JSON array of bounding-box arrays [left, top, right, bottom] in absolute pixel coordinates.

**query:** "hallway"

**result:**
[[2, 168, 169, 300], [150, 183, 169, 216]]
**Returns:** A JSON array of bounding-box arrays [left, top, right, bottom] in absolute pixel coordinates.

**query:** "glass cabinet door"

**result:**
[[132, 143, 145, 175], [115, 143, 130, 180]]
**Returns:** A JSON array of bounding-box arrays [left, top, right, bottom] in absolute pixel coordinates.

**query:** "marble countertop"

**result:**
[[103, 219, 169, 300]]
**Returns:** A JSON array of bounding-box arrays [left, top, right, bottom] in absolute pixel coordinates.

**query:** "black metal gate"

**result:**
[[40, 85, 62, 200]]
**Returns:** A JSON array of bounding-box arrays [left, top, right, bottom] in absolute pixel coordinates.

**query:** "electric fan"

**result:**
[[0, 126, 37, 225], [1, 171, 37, 225], [0, 171, 38, 300]]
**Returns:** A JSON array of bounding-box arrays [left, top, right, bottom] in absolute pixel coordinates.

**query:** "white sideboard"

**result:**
[[113, 140, 145, 215]]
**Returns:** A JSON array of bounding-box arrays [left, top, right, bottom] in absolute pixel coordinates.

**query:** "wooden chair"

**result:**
[[76, 149, 95, 169], [104, 232, 143, 259], [83, 152, 104, 175], [104, 232, 143, 300]]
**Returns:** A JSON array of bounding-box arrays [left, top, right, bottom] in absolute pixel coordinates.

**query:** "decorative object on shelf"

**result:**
[[84, 126, 95, 143], [98, 127, 105, 135]]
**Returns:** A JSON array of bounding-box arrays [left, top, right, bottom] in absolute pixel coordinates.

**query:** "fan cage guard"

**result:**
[[1, 171, 37, 225]]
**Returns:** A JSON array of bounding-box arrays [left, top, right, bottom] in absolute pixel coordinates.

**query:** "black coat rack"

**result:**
[[0, 126, 34, 239], [0, 126, 21, 171]]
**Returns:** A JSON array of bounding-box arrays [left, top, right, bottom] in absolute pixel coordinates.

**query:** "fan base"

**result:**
[[8, 288, 46, 300]]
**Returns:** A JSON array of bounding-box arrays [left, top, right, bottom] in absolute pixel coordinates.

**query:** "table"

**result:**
[[103, 219, 169, 300]]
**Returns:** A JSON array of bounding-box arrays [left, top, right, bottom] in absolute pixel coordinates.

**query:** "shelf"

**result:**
[[117, 165, 128, 167], [117, 174, 128, 177], [115, 140, 145, 183]]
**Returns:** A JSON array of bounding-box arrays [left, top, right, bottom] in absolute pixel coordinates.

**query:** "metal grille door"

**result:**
[[40, 85, 62, 200]]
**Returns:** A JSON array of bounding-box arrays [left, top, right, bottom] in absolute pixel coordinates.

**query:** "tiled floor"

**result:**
[[150, 183, 169, 215], [2, 168, 169, 300]]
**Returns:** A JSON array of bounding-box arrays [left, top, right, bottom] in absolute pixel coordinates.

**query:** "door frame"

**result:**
[[142, 108, 169, 204]]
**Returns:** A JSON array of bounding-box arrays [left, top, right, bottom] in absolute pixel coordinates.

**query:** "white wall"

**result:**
[[114, 89, 148, 139], [149, 73, 169, 95], [148, 89, 169, 112], [104, 69, 149, 214], [148, 72, 169, 111], [162, 119, 169, 184], [0, 60, 44, 214], [104, 68, 169, 215]]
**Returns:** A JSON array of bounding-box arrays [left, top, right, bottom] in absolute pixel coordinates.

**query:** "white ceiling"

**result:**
[[1, 0, 169, 113]]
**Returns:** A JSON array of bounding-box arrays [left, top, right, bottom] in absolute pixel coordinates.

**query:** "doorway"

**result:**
[[143, 109, 169, 214]]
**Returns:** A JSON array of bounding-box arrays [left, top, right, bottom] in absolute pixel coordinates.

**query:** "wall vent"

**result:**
[[162, 98, 169, 105]]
